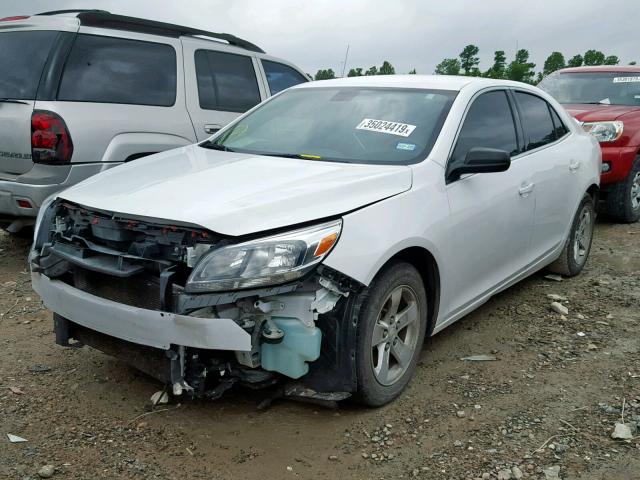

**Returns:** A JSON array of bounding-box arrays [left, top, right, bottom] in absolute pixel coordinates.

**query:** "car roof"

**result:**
[[293, 74, 536, 92], [556, 66, 640, 74], [7, 9, 265, 53]]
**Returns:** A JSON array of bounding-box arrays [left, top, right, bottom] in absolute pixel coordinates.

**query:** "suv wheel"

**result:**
[[548, 193, 595, 277], [354, 261, 427, 407], [606, 156, 640, 223]]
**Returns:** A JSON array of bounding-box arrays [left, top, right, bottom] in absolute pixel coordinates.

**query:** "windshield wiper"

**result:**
[[201, 141, 235, 152], [0, 98, 29, 105], [258, 152, 323, 160]]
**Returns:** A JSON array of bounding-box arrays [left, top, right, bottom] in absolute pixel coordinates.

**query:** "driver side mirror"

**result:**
[[447, 147, 511, 183]]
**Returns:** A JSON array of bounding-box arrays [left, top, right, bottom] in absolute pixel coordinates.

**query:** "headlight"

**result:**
[[582, 121, 623, 143], [186, 219, 342, 292], [32, 194, 58, 248]]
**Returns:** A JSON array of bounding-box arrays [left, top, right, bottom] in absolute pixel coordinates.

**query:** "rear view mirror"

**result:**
[[447, 147, 511, 182]]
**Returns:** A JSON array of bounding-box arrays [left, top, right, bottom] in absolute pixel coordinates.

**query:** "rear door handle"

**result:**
[[204, 124, 222, 134], [519, 182, 535, 196], [569, 159, 581, 171]]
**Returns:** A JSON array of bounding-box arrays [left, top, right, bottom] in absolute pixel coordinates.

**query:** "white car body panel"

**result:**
[[55, 144, 413, 236]]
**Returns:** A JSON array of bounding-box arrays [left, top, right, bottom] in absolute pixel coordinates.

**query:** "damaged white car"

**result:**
[[30, 75, 601, 406]]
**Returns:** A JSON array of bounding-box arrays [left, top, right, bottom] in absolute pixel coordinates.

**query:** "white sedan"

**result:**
[[30, 75, 601, 406]]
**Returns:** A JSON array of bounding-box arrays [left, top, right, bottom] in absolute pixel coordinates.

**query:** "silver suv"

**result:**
[[0, 9, 308, 233]]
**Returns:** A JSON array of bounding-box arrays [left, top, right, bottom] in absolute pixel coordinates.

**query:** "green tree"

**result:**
[[584, 49, 605, 66], [630, 61, 638, 66], [567, 54, 583, 67], [543, 51, 566, 76], [408, 68, 417, 74], [506, 49, 536, 83], [459, 44, 480, 75], [604, 55, 620, 65], [347, 67, 363, 77], [365, 66, 378, 76], [379, 61, 396, 75], [314, 69, 335, 80], [484, 50, 507, 79], [434, 58, 461, 75]]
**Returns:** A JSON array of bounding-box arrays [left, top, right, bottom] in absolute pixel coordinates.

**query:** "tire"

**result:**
[[605, 156, 640, 223], [548, 193, 596, 277], [354, 261, 428, 407]]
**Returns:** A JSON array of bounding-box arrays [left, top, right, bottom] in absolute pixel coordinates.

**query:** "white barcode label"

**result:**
[[356, 118, 416, 137]]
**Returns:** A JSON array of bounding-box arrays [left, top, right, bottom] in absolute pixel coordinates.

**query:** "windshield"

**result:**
[[539, 72, 640, 106], [0, 30, 58, 100], [205, 87, 457, 164]]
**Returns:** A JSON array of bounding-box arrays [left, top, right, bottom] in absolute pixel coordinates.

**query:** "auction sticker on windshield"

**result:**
[[356, 118, 416, 137], [613, 76, 640, 83]]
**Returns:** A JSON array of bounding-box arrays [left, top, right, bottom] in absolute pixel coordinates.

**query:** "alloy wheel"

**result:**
[[573, 206, 593, 265], [631, 172, 640, 210], [370, 285, 421, 386]]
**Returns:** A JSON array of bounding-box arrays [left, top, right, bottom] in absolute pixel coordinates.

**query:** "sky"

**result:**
[[2, 0, 638, 76]]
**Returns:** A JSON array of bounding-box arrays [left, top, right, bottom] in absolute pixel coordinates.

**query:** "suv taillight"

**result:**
[[31, 110, 74, 164]]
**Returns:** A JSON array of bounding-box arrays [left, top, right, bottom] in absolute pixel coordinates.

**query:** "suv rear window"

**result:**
[[195, 50, 261, 112], [262, 60, 307, 94], [58, 34, 177, 106], [0, 30, 58, 100]]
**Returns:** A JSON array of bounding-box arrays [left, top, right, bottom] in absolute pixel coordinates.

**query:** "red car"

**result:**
[[539, 66, 640, 222]]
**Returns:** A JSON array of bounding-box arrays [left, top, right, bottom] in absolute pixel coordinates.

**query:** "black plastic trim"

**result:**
[[71, 11, 265, 53]]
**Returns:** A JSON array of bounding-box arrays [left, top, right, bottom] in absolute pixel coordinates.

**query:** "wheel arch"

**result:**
[[586, 183, 600, 203], [379, 246, 441, 336]]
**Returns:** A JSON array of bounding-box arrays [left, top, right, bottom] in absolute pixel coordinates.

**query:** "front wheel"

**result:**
[[605, 156, 640, 223], [354, 261, 427, 407], [548, 193, 596, 277]]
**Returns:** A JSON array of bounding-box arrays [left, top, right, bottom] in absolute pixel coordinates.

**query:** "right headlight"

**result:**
[[186, 219, 342, 292], [32, 194, 59, 249], [582, 121, 624, 143]]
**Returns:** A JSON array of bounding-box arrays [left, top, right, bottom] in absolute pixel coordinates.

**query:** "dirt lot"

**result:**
[[1, 220, 639, 480]]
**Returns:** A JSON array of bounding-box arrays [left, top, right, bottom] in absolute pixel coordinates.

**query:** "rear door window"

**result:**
[[449, 90, 518, 174], [0, 30, 58, 99], [195, 50, 262, 112], [262, 60, 307, 94], [549, 107, 569, 140], [58, 34, 177, 106], [515, 92, 557, 151]]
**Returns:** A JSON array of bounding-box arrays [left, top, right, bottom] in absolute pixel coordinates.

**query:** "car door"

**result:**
[[512, 91, 576, 260], [442, 89, 535, 320], [182, 38, 269, 141]]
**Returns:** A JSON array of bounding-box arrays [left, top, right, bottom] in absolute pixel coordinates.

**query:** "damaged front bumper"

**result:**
[[32, 272, 252, 351], [30, 201, 364, 401]]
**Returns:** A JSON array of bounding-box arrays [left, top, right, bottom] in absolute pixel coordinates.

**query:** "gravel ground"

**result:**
[[0, 219, 639, 480]]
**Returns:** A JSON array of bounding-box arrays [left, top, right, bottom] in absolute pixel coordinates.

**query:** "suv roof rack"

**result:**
[[36, 10, 265, 53]]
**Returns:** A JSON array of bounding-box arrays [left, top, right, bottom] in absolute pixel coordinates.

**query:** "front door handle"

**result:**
[[204, 124, 222, 135], [519, 182, 535, 197], [569, 159, 581, 171]]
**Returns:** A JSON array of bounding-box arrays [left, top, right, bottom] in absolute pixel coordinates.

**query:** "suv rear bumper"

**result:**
[[0, 163, 120, 222], [601, 146, 638, 185], [31, 272, 251, 351]]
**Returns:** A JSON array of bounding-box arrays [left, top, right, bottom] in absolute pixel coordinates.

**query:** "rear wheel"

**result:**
[[354, 261, 427, 407], [605, 156, 640, 223], [548, 193, 595, 277]]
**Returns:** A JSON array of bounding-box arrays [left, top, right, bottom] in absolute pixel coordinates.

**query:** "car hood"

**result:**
[[57, 144, 413, 236], [564, 104, 640, 122]]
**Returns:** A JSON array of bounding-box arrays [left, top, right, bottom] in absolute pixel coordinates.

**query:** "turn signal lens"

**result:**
[[314, 232, 338, 257]]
